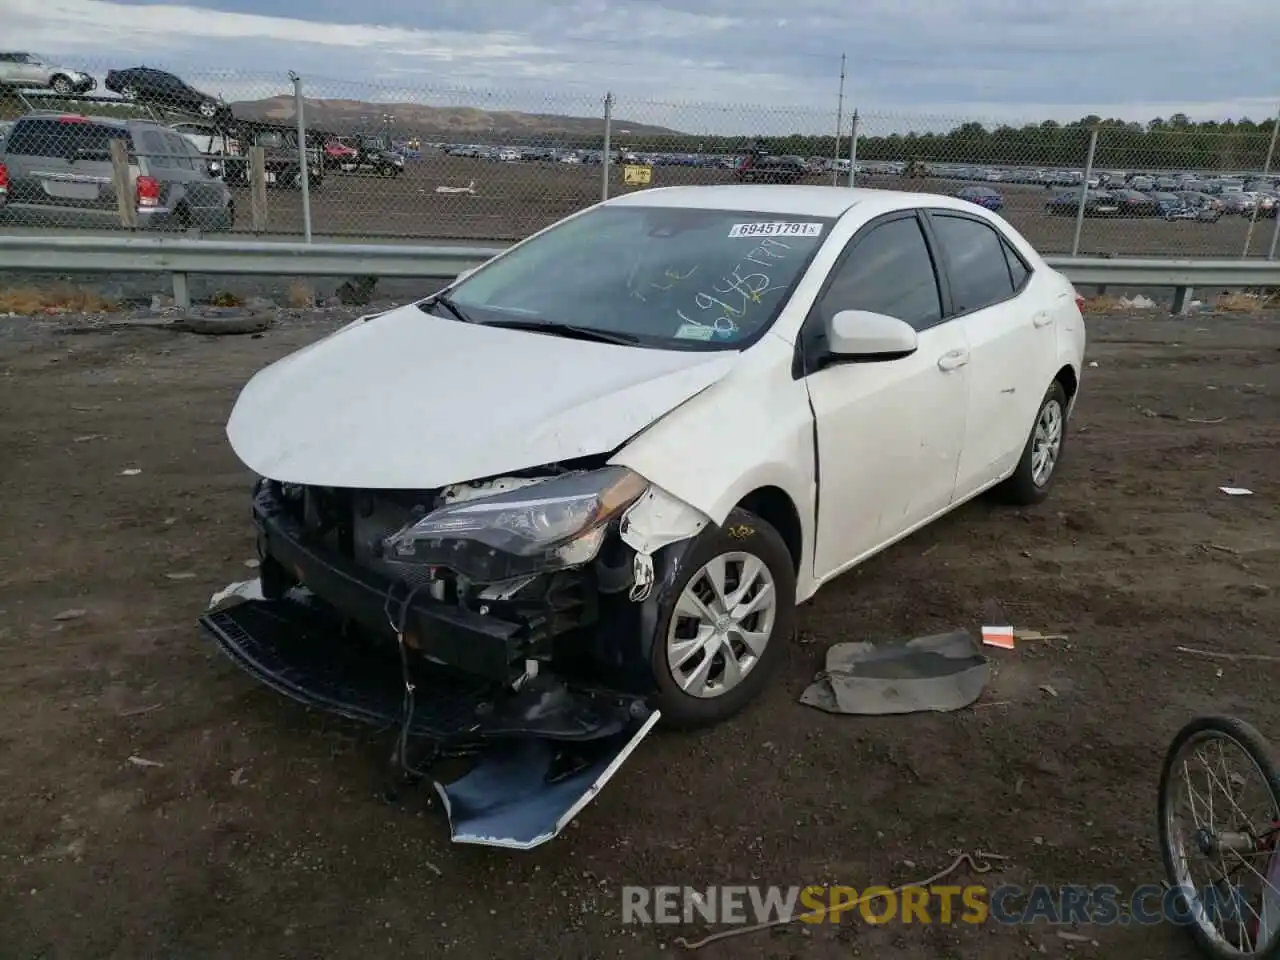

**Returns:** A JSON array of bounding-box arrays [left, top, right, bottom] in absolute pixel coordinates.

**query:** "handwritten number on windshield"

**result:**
[[677, 239, 794, 335]]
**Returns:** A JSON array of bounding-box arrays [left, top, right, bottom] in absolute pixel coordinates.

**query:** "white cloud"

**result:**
[[6, 0, 1279, 135]]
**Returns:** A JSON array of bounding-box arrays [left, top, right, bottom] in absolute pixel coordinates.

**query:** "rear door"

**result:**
[[925, 211, 1055, 497], [3, 117, 130, 223]]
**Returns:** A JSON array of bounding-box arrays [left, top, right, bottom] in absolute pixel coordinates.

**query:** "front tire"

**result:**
[[50, 75, 73, 95], [998, 380, 1068, 505], [648, 508, 796, 728]]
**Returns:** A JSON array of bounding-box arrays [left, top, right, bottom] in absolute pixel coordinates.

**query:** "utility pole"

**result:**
[[833, 53, 846, 187]]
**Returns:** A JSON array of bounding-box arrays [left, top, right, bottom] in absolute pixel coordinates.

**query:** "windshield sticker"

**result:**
[[674, 322, 716, 341], [728, 221, 823, 239]]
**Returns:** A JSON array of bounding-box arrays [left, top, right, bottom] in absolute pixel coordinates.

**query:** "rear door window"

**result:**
[[163, 133, 194, 169], [928, 213, 1016, 314], [138, 129, 171, 168], [6, 118, 131, 158]]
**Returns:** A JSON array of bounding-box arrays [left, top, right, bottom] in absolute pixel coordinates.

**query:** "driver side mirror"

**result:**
[[826, 309, 918, 362], [454, 266, 478, 283]]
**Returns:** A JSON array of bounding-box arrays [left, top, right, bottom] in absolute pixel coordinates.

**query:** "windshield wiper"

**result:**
[[477, 319, 641, 345], [421, 292, 475, 324]]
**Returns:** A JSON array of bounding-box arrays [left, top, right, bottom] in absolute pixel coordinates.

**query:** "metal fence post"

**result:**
[[1269, 209, 1280, 261], [1243, 108, 1279, 258], [109, 139, 136, 230], [290, 71, 313, 243], [601, 92, 614, 202], [1071, 127, 1099, 257], [847, 110, 859, 187], [249, 147, 268, 233]]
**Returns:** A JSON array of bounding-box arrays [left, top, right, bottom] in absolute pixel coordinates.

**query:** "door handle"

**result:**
[[937, 349, 969, 371], [1033, 311, 1055, 328]]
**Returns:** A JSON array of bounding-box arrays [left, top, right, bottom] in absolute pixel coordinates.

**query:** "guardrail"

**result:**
[[0, 235, 1276, 314]]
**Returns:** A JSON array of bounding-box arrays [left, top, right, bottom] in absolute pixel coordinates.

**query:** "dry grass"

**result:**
[[1214, 291, 1270, 313], [0, 285, 119, 315], [286, 282, 315, 308], [208, 291, 244, 307], [1079, 294, 1128, 313]]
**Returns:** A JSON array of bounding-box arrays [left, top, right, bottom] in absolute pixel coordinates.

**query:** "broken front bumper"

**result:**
[[200, 591, 659, 848], [248, 479, 525, 683]]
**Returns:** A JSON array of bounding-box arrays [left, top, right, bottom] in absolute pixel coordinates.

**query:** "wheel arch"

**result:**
[[735, 486, 803, 575]]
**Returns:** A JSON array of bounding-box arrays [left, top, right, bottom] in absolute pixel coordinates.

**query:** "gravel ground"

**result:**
[[0, 305, 1277, 959]]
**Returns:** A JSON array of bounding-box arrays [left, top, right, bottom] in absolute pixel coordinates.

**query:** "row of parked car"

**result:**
[[953, 181, 1278, 221]]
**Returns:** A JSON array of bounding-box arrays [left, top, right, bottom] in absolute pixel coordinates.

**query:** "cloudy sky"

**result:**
[[8, 0, 1280, 134]]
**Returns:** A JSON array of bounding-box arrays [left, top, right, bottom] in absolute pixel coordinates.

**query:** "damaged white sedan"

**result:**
[[203, 184, 1084, 845]]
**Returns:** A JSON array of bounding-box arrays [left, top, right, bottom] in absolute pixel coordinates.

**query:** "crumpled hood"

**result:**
[[226, 303, 739, 489]]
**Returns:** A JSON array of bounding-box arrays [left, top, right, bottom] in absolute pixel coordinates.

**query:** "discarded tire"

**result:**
[[173, 307, 274, 335]]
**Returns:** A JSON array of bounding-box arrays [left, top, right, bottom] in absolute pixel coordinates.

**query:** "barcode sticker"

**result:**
[[728, 221, 823, 238]]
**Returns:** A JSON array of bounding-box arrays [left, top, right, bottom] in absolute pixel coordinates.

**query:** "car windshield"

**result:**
[[439, 205, 834, 349]]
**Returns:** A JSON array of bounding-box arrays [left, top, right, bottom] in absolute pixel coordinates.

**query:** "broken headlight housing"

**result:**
[[382, 466, 649, 582]]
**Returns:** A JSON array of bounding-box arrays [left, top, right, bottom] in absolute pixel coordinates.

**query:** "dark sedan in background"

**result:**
[[105, 67, 230, 121], [955, 185, 1004, 211], [1046, 190, 1120, 217]]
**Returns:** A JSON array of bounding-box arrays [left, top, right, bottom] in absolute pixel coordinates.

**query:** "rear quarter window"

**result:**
[[6, 118, 132, 158]]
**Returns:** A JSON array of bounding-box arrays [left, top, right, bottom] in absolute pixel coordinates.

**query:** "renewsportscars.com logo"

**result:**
[[622, 883, 1270, 927]]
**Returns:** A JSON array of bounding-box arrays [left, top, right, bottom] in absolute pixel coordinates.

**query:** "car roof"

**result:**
[[604, 184, 987, 219]]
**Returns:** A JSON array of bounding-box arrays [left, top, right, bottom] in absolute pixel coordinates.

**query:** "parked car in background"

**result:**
[[171, 121, 323, 189], [1046, 190, 1119, 217], [0, 52, 95, 95], [1174, 191, 1223, 216], [335, 137, 404, 177], [734, 152, 807, 184], [104, 67, 230, 121], [1217, 193, 1255, 215], [955, 185, 1004, 211], [323, 138, 359, 169], [1106, 189, 1161, 217], [0, 114, 234, 231], [1148, 192, 1183, 216]]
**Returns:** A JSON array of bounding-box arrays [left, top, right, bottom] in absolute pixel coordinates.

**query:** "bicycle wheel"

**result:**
[[1159, 716, 1280, 958]]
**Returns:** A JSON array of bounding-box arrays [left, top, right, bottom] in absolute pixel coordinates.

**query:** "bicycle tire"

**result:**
[[1158, 715, 1280, 959]]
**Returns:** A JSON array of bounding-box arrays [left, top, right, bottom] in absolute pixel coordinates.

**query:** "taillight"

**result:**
[[0, 162, 8, 194], [1074, 293, 1086, 312], [136, 175, 161, 208]]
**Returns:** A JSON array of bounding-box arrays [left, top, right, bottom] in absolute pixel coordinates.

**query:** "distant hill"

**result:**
[[228, 96, 680, 139]]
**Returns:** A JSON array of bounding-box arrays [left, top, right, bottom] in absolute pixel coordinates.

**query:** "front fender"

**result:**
[[610, 336, 815, 527]]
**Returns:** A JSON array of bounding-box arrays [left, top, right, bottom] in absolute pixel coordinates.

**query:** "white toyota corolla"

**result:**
[[210, 184, 1086, 740]]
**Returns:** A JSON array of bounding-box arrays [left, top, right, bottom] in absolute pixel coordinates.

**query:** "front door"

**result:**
[[803, 213, 970, 582]]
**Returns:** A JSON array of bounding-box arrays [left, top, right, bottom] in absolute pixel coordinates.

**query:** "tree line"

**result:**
[[590, 114, 1280, 172]]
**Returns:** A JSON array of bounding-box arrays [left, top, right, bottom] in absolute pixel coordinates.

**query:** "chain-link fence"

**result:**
[[1, 60, 1277, 258]]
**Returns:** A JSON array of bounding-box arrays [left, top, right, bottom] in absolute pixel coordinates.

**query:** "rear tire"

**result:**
[[647, 509, 796, 729], [50, 75, 73, 95], [997, 380, 1069, 506]]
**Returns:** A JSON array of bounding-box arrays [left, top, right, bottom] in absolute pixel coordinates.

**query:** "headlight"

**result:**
[[382, 466, 648, 582]]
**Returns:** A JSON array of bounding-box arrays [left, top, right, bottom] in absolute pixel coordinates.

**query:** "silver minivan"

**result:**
[[0, 113, 235, 230]]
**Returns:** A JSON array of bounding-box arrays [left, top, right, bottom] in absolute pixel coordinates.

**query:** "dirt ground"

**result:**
[[8, 153, 1278, 257], [0, 306, 1277, 960]]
